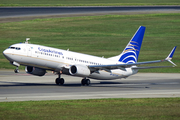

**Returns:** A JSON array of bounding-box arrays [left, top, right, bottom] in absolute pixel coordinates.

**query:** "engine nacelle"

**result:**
[[25, 66, 46, 76], [69, 65, 90, 77]]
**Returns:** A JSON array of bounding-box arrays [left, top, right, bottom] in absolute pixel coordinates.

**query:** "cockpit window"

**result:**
[[9, 47, 15, 49], [8, 47, 21, 50]]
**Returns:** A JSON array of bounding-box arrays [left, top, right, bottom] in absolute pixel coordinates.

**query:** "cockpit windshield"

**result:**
[[8, 46, 21, 50]]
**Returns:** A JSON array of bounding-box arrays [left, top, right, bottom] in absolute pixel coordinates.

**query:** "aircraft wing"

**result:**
[[88, 46, 177, 72]]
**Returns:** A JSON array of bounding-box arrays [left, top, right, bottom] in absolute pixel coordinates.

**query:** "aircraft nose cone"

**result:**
[[3, 49, 12, 62], [3, 50, 6, 56], [3, 49, 9, 59]]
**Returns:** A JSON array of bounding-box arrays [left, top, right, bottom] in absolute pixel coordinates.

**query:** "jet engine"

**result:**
[[25, 66, 46, 76], [69, 65, 91, 77]]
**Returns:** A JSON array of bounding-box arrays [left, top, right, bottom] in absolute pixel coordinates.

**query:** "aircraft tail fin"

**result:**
[[118, 26, 146, 63]]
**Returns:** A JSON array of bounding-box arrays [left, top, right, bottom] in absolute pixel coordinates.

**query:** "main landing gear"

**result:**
[[55, 72, 64, 85], [54, 71, 91, 86], [81, 78, 90, 86]]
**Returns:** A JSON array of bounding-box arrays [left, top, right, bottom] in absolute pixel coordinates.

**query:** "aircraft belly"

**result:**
[[89, 70, 125, 80], [89, 68, 135, 80]]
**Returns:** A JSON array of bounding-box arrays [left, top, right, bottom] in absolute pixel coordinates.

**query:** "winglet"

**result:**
[[165, 46, 177, 66], [166, 46, 177, 60]]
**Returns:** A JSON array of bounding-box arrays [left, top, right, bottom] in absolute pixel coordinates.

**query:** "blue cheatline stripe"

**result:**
[[119, 26, 146, 63]]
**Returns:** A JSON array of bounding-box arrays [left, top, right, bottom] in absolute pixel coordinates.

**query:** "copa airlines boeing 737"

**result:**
[[3, 26, 177, 86]]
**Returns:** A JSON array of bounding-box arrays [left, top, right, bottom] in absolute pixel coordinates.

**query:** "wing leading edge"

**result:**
[[88, 46, 177, 72]]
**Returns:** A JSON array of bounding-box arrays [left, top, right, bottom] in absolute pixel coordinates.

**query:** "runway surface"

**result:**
[[1, 6, 180, 18], [0, 70, 180, 102], [0, 6, 180, 18], [0, 6, 180, 23]]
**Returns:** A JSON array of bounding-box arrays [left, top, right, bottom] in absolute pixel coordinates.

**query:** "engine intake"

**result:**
[[69, 65, 90, 77], [25, 66, 46, 76]]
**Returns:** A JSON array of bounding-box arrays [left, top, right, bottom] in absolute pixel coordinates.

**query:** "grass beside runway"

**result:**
[[0, 13, 180, 72], [0, 0, 180, 6], [0, 98, 180, 119]]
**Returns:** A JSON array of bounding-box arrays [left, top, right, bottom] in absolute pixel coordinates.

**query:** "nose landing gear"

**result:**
[[14, 67, 19, 73], [11, 61, 20, 73]]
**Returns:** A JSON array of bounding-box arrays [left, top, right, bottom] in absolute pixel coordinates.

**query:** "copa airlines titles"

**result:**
[[38, 47, 63, 55]]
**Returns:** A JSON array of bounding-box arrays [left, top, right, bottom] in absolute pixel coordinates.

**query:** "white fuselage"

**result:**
[[3, 43, 138, 80]]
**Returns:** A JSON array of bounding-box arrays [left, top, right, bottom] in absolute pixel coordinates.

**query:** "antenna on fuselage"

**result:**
[[25, 38, 30, 44]]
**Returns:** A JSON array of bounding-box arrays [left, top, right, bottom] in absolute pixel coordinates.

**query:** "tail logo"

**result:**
[[119, 41, 140, 63], [118, 26, 146, 64]]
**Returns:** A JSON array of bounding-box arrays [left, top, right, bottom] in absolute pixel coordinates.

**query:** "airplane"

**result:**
[[3, 26, 177, 86]]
